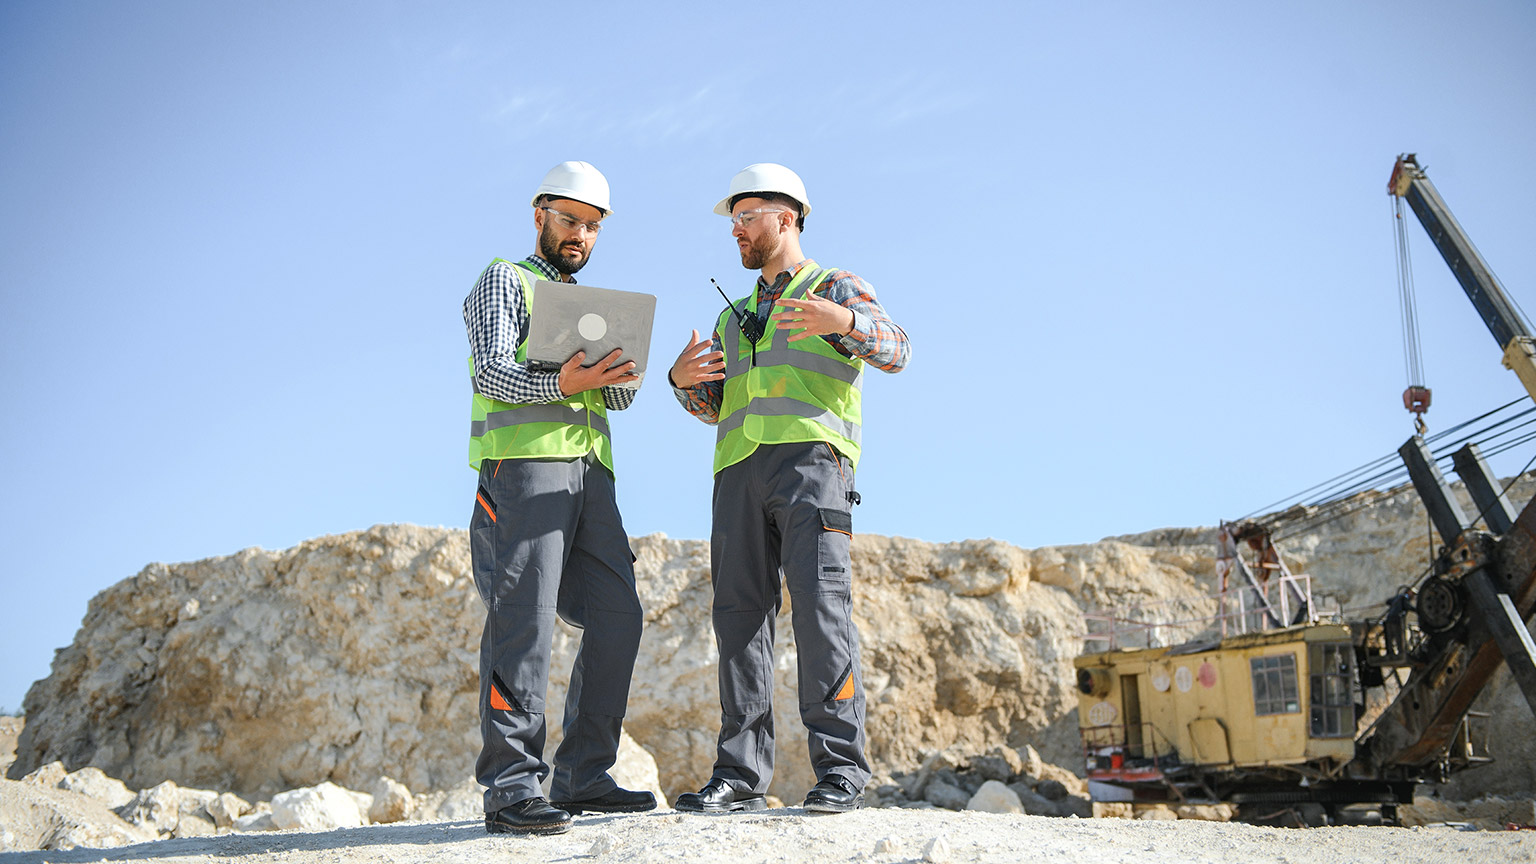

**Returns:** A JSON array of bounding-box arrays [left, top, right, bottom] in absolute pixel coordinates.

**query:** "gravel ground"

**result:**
[[2, 806, 1533, 864]]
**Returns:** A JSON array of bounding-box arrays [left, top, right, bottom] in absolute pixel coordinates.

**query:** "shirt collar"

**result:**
[[757, 258, 815, 290], [523, 255, 572, 283]]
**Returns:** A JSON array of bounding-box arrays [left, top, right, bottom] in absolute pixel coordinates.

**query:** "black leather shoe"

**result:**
[[673, 778, 767, 814], [485, 797, 572, 835], [802, 775, 863, 813], [552, 786, 657, 815]]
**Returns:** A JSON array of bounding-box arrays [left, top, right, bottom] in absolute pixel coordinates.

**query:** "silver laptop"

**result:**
[[525, 280, 656, 389]]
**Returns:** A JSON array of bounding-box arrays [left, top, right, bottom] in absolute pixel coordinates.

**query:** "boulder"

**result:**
[[411, 777, 481, 822], [117, 780, 184, 834], [172, 813, 215, 837], [1176, 803, 1234, 821], [367, 776, 413, 824], [1007, 782, 1060, 817], [206, 791, 250, 829], [0, 716, 22, 778], [20, 762, 65, 788], [1136, 804, 1179, 820], [233, 810, 275, 832], [58, 766, 135, 809], [1036, 778, 1068, 801], [923, 779, 970, 811], [967, 754, 1013, 783], [1058, 795, 1093, 818], [966, 780, 1023, 814], [270, 781, 364, 831], [0, 778, 155, 851]]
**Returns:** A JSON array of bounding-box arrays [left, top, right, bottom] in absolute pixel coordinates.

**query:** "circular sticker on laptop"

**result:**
[[578, 313, 608, 341]]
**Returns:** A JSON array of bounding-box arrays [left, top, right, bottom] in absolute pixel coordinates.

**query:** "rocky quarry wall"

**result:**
[[10, 480, 1535, 805]]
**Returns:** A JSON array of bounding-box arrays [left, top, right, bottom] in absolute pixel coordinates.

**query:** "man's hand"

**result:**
[[770, 292, 856, 342], [558, 348, 638, 396], [669, 329, 725, 387]]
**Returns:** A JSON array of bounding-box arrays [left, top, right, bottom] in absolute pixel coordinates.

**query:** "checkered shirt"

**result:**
[[463, 255, 637, 410]]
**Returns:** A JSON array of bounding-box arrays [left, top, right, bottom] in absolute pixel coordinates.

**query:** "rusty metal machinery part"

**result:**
[[1416, 575, 1465, 633]]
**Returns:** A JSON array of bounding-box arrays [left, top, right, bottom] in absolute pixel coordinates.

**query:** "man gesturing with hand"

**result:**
[[669, 163, 910, 815]]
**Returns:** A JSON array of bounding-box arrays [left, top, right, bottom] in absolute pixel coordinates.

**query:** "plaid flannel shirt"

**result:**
[[671, 258, 909, 423], [463, 255, 637, 411]]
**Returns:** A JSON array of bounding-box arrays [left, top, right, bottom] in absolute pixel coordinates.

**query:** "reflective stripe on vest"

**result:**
[[467, 259, 613, 472], [471, 403, 612, 440], [713, 263, 864, 473]]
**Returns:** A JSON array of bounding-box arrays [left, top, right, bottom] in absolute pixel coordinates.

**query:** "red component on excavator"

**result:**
[[1403, 386, 1431, 414]]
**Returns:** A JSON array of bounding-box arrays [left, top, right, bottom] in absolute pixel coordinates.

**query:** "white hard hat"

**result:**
[[532, 160, 612, 216], [713, 163, 811, 218]]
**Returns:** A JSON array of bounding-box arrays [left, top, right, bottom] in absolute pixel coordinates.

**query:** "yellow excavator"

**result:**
[[1072, 155, 1536, 826]]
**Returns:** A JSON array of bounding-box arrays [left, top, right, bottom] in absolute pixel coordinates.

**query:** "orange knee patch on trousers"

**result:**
[[490, 686, 513, 711], [834, 675, 856, 701]]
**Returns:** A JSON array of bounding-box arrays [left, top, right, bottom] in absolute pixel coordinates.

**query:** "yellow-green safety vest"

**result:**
[[714, 262, 863, 474], [467, 259, 613, 472]]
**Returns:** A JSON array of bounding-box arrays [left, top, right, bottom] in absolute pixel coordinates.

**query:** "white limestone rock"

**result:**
[[411, 777, 481, 822], [172, 813, 215, 837], [117, 780, 184, 835], [233, 810, 276, 832], [1137, 804, 1179, 820], [206, 791, 251, 829], [344, 787, 374, 824], [966, 780, 1023, 814], [20, 762, 65, 788], [588, 831, 619, 855], [613, 728, 668, 807], [0, 777, 156, 851], [57, 766, 135, 809], [367, 776, 413, 824], [270, 781, 364, 831]]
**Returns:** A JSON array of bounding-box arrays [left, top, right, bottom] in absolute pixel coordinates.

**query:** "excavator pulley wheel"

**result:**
[[1416, 575, 1465, 633]]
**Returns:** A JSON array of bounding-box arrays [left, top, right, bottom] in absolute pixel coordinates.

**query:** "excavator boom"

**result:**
[[1389, 154, 1536, 402]]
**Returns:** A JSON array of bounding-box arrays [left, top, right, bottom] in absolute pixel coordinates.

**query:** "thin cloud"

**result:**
[[483, 82, 742, 146]]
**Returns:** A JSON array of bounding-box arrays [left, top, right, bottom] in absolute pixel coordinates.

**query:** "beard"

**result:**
[[539, 222, 590, 275], [738, 230, 778, 270]]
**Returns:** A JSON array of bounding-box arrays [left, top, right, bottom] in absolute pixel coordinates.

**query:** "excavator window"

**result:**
[[1251, 654, 1300, 715], [1308, 643, 1355, 738]]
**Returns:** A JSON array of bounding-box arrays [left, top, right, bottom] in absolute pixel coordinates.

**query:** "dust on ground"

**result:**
[[1, 807, 1533, 864]]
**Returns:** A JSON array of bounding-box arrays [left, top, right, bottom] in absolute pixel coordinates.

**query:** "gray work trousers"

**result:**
[[709, 440, 871, 794], [470, 453, 643, 811]]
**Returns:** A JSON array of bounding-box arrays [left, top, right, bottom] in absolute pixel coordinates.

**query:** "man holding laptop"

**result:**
[[462, 161, 654, 835]]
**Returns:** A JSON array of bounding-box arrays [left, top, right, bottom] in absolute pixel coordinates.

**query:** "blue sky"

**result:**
[[2, 0, 1533, 713]]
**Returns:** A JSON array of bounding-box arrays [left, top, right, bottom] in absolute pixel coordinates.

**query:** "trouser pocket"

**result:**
[[471, 483, 498, 606], [817, 507, 853, 582]]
